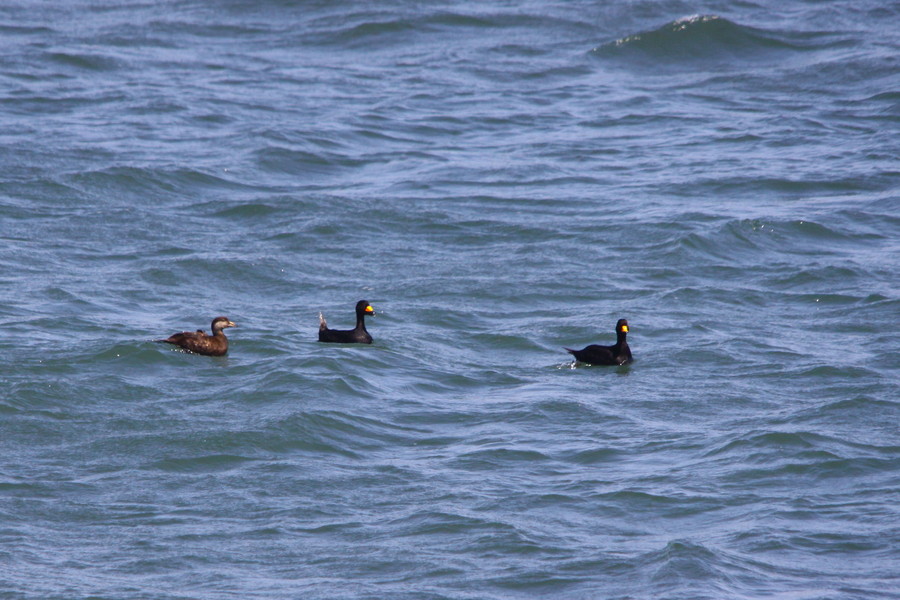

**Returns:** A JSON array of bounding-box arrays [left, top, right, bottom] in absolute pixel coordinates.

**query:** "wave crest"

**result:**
[[593, 15, 798, 63]]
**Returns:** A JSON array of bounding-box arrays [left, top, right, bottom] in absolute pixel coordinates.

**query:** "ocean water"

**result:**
[[1, 1, 898, 599]]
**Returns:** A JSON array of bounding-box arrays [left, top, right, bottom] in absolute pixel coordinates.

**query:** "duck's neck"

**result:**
[[355, 313, 368, 331]]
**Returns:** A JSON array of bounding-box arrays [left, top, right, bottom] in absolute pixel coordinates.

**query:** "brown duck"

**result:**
[[157, 316, 237, 356]]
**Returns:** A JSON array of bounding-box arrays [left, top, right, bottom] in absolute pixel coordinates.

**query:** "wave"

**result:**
[[649, 216, 888, 271], [254, 146, 377, 178], [702, 429, 898, 482], [151, 453, 255, 474], [305, 10, 589, 50], [44, 51, 125, 72], [592, 15, 810, 65], [64, 165, 257, 203]]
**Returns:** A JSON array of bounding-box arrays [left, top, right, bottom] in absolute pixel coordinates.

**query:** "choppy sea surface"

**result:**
[[1, 1, 898, 599]]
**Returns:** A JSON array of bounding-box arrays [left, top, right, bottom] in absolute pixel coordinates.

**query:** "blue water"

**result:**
[[1, 1, 898, 599]]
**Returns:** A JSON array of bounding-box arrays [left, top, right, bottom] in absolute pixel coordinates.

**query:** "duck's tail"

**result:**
[[318, 312, 327, 331]]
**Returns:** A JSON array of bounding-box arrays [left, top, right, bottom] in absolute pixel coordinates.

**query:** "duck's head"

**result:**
[[615, 319, 629, 334], [211, 316, 237, 332], [356, 300, 375, 316]]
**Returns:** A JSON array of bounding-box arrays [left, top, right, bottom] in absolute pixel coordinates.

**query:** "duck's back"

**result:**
[[164, 331, 228, 356], [567, 342, 631, 366], [318, 327, 372, 344]]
